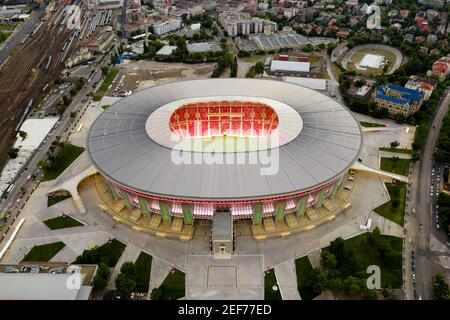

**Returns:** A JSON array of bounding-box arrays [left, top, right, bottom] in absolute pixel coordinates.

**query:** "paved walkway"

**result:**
[[148, 257, 173, 292], [185, 255, 264, 300], [370, 212, 404, 238], [106, 243, 141, 290], [274, 260, 301, 300]]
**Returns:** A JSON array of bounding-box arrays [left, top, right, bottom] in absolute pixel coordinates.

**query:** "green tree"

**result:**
[[120, 262, 137, 278], [344, 276, 361, 296], [101, 66, 110, 77], [433, 273, 450, 300], [115, 273, 136, 299], [7, 148, 19, 159], [309, 268, 326, 295], [390, 140, 400, 149], [320, 250, 337, 269], [254, 61, 265, 74], [327, 277, 343, 292], [19, 130, 27, 141], [93, 262, 110, 291]]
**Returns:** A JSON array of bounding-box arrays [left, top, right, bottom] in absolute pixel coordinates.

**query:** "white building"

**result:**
[[90, 0, 124, 9], [218, 12, 276, 37], [152, 19, 181, 35], [271, 60, 310, 73], [155, 45, 177, 56]]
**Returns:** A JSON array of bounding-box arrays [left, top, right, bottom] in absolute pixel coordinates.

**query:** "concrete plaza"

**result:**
[[0, 112, 418, 300]]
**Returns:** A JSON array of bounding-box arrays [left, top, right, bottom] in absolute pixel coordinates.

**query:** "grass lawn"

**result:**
[[96, 239, 126, 267], [340, 233, 402, 288], [240, 55, 265, 63], [134, 252, 152, 293], [74, 239, 126, 267], [23, 241, 65, 262], [42, 143, 84, 181], [294, 256, 318, 300], [374, 182, 406, 226], [379, 147, 412, 154], [0, 32, 11, 44], [360, 121, 385, 128], [0, 24, 16, 31], [47, 195, 71, 207], [158, 269, 185, 300], [43, 215, 83, 230], [94, 68, 119, 101], [264, 269, 282, 300], [380, 157, 410, 176], [101, 105, 110, 110]]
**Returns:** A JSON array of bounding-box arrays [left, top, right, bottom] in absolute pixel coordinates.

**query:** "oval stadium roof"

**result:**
[[87, 79, 362, 201]]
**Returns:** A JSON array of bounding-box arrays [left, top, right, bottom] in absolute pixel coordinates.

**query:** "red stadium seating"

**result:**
[[169, 101, 279, 137]]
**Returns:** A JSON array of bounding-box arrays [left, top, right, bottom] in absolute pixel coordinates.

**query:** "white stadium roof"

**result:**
[[358, 54, 384, 69], [87, 79, 362, 201]]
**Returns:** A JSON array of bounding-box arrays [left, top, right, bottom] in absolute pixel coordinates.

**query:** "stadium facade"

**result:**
[[87, 79, 362, 226]]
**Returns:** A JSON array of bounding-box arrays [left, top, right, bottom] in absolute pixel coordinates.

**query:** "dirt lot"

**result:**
[[106, 60, 216, 96]]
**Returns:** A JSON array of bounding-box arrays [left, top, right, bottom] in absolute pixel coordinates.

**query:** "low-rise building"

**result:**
[[432, 55, 450, 79], [349, 85, 372, 100], [0, 263, 97, 300], [86, 29, 115, 52], [405, 75, 436, 101], [373, 83, 423, 117], [270, 59, 310, 73], [187, 41, 222, 53], [152, 18, 181, 35], [155, 45, 177, 57]]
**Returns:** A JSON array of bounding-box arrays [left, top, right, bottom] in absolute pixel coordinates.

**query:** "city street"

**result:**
[[407, 87, 450, 299]]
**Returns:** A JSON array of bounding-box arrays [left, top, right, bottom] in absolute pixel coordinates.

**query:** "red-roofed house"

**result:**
[[326, 25, 338, 32], [432, 55, 450, 79], [336, 29, 351, 38], [405, 75, 437, 100]]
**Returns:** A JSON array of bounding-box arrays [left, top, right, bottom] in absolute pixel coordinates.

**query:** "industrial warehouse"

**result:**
[[87, 79, 363, 241]]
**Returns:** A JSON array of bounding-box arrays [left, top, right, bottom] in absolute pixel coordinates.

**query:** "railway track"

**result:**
[[0, 4, 81, 169]]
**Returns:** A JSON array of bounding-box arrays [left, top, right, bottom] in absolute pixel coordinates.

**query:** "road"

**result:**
[[0, 5, 46, 65], [324, 52, 344, 104], [0, 52, 111, 245], [407, 87, 450, 299]]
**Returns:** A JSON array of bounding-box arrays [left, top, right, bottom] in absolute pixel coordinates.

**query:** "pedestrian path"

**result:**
[[106, 243, 141, 290], [148, 257, 173, 292], [274, 260, 301, 300]]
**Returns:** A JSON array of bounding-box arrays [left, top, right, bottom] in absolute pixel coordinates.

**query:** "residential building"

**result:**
[[218, 11, 276, 37], [152, 18, 181, 35], [432, 55, 450, 79], [373, 83, 423, 117], [405, 75, 436, 101]]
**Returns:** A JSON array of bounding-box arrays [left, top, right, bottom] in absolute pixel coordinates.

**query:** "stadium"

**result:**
[[87, 79, 362, 227]]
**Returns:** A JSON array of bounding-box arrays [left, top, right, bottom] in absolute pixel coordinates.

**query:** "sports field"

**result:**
[[346, 48, 397, 77]]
